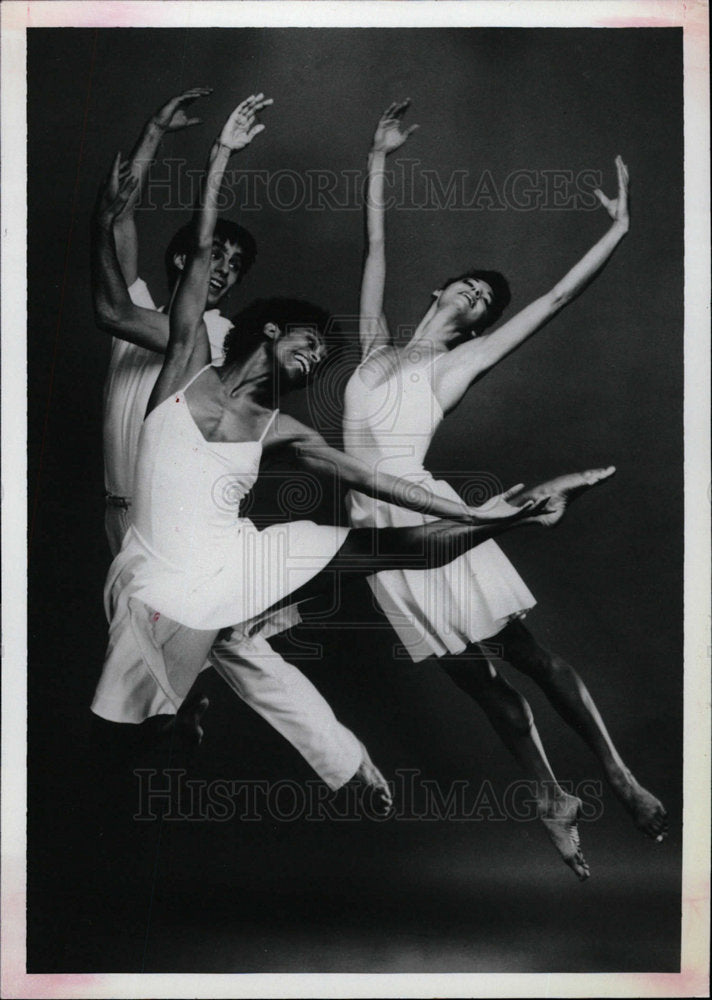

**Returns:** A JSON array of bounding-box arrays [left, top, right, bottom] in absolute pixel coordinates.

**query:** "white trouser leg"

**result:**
[[99, 508, 362, 788], [209, 632, 362, 791]]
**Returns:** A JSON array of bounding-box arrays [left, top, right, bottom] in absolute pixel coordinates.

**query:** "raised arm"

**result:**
[[92, 153, 171, 351], [359, 101, 419, 360], [147, 95, 272, 414], [269, 414, 537, 526], [113, 87, 212, 286], [436, 157, 630, 412]]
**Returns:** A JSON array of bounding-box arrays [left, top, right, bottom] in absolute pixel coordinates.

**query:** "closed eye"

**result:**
[[467, 280, 492, 306]]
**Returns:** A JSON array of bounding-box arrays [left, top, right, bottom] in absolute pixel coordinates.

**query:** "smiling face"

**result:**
[[173, 237, 245, 309], [436, 277, 495, 331], [270, 325, 328, 387], [206, 238, 245, 307]]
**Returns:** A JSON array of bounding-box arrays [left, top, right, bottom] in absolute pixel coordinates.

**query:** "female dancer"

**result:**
[[101, 94, 609, 845], [343, 101, 668, 866]]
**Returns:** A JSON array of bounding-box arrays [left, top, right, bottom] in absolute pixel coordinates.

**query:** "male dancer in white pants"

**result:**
[[92, 89, 389, 803]]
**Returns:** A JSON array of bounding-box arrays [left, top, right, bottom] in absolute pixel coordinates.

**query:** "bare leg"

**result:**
[[155, 467, 606, 754], [280, 514, 537, 612], [496, 619, 668, 841], [279, 464, 613, 613], [444, 657, 590, 880]]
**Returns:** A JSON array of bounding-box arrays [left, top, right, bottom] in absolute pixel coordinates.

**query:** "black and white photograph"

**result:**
[[1, 1, 709, 996]]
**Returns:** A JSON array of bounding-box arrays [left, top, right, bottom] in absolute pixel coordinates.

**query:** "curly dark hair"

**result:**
[[223, 297, 332, 367]]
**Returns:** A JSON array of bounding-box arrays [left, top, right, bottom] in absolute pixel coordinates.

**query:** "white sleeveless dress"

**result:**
[[105, 365, 348, 632], [343, 346, 535, 662]]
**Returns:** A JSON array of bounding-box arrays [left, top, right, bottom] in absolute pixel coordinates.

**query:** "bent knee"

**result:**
[[500, 626, 556, 677]]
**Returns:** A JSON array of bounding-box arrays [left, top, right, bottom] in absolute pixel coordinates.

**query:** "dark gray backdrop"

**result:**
[[27, 27, 682, 974]]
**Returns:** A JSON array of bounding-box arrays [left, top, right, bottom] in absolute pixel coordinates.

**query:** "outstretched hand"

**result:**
[[218, 93, 273, 152], [465, 484, 548, 525], [372, 99, 419, 155], [94, 152, 138, 228], [151, 87, 213, 132], [594, 155, 629, 229]]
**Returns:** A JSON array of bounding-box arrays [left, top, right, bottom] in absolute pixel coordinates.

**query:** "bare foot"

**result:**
[[611, 772, 669, 841], [353, 742, 393, 817], [514, 467, 616, 527], [540, 793, 590, 881], [163, 690, 210, 746]]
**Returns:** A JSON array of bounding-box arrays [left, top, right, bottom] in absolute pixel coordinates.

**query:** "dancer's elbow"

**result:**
[[94, 298, 130, 335]]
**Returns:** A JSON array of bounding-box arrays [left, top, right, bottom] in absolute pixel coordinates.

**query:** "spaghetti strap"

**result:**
[[359, 343, 390, 366], [425, 347, 448, 372], [181, 364, 213, 393], [258, 408, 279, 443]]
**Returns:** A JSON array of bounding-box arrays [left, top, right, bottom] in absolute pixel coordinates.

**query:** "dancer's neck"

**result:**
[[217, 344, 279, 407], [410, 302, 465, 353]]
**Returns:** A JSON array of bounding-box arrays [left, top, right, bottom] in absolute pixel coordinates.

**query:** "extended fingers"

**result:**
[[171, 88, 213, 113], [615, 155, 630, 197], [160, 87, 212, 115], [501, 483, 525, 501], [527, 497, 552, 516], [235, 92, 273, 113], [178, 86, 213, 101], [106, 173, 138, 217], [108, 150, 122, 180], [118, 173, 139, 197], [505, 498, 537, 517], [615, 154, 629, 180], [227, 96, 273, 133], [245, 122, 266, 142], [105, 152, 130, 196], [381, 98, 411, 121], [593, 187, 613, 211], [245, 93, 274, 114], [251, 98, 274, 115], [116, 180, 138, 217]]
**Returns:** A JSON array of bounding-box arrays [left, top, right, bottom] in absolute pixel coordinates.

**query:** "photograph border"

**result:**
[[2, 2, 709, 997]]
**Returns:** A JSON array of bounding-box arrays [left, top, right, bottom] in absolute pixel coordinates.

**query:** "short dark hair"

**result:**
[[224, 297, 331, 367], [439, 268, 511, 330], [164, 218, 257, 288]]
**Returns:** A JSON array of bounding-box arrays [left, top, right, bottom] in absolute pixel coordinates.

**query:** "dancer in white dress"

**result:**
[[345, 348, 536, 655], [91, 92, 381, 798], [343, 101, 668, 865], [98, 95, 608, 778]]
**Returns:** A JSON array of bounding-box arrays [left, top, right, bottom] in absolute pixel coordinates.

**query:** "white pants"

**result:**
[[94, 502, 362, 790]]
